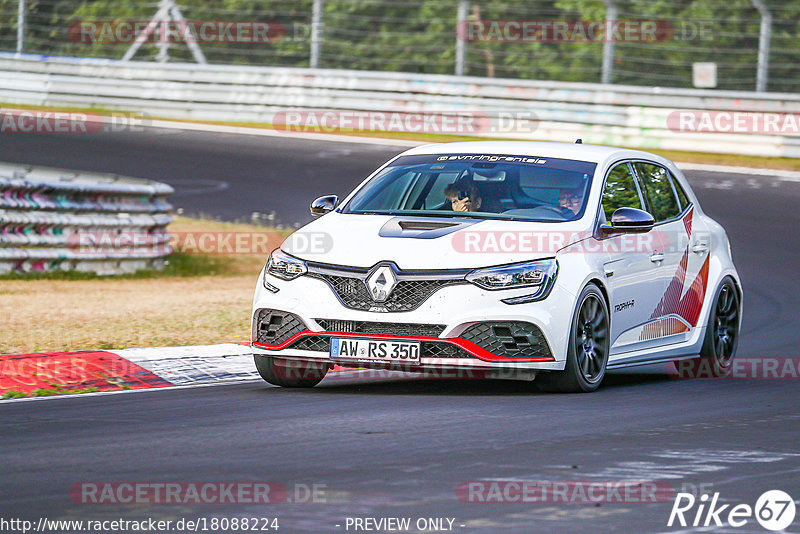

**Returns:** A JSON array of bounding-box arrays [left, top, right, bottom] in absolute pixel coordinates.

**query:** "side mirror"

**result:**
[[310, 195, 338, 217], [600, 207, 655, 234]]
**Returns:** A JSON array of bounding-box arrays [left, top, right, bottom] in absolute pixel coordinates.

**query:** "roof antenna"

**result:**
[[575, 139, 583, 144]]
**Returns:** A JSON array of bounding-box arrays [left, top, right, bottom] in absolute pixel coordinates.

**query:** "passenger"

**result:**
[[559, 188, 583, 214]]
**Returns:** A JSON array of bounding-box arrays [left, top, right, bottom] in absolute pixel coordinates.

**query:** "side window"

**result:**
[[602, 162, 643, 222], [425, 172, 461, 207], [634, 162, 681, 222], [672, 174, 691, 210]]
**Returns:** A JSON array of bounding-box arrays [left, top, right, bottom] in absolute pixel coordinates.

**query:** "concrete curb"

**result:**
[[0, 344, 258, 396], [0, 344, 379, 398]]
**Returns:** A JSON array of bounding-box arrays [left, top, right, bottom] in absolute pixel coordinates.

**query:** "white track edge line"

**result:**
[[0, 377, 265, 405]]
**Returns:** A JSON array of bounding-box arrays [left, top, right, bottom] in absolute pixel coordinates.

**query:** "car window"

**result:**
[[634, 162, 681, 222], [602, 162, 643, 222], [357, 170, 417, 210], [344, 154, 597, 222], [672, 174, 691, 210]]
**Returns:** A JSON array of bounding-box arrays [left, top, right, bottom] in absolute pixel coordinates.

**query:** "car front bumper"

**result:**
[[251, 267, 575, 372]]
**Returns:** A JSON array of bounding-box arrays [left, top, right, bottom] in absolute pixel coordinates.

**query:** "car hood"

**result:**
[[281, 213, 594, 269]]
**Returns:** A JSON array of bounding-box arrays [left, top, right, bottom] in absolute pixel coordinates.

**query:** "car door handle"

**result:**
[[692, 242, 709, 254], [650, 253, 665, 263]]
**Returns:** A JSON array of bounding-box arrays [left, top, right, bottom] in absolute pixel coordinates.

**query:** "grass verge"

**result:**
[[2, 386, 100, 399], [0, 217, 287, 355]]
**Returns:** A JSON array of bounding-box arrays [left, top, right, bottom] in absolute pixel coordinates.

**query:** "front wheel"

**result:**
[[254, 355, 328, 388], [537, 284, 610, 393]]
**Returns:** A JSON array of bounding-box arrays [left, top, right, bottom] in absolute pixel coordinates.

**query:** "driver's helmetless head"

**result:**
[[445, 182, 482, 212]]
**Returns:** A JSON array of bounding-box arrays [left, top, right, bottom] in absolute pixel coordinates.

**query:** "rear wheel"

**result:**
[[254, 355, 328, 388], [693, 277, 741, 377], [537, 284, 610, 393]]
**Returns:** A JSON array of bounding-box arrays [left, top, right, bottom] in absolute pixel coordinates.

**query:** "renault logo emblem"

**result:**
[[365, 264, 398, 302]]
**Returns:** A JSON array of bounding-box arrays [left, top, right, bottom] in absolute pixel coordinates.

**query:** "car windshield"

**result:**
[[343, 153, 596, 222]]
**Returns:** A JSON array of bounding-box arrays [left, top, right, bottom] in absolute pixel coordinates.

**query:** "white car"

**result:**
[[251, 141, 742, 392]]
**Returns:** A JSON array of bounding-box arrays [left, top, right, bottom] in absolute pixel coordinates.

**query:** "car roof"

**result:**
[[400, 141, 673, 168]]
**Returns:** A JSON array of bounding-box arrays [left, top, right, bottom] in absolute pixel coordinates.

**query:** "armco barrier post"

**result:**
[[310, 0, 324, 69], [455, 0, 468, 77], [601, 0, 617, 84], [16, 0, 25, 56], [0, 164, 174, 275], [750, 0, 771, 92]]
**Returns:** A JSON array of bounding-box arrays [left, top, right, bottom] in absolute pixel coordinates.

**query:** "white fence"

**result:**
[[1, 53, 800, 157], [0, 162, 173, 275]]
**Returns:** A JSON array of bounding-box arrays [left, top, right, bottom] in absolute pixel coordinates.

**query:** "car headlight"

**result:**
[[466, 259, 558, 304], [266, 249, 307, 281]]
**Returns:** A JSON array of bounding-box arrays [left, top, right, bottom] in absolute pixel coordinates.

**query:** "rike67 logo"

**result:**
[[668, 490, 796, 531]]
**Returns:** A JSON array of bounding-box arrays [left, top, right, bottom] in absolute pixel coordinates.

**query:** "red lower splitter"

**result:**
[[0, 351, 173, 395]]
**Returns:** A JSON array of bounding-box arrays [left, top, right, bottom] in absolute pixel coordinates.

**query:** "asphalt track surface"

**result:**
[[1, 128, 800, 533]]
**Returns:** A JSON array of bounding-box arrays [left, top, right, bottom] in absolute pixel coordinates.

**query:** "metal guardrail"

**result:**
[[1, 53, 800, 157], [0, 162, 173, 275]]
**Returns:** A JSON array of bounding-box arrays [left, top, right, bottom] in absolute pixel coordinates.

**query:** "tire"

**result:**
[[683, 276, 741, 378], [254, 355, 328, 388], [537, 283, 610, 393]]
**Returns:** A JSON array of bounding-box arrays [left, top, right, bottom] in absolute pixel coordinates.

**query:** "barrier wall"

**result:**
[[0, 163, 173, 275], [1, 53, 800, 157]]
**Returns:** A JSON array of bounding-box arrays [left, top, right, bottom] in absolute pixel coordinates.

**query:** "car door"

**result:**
[[599, 161, 669, 357], [632, 161, 711, 345]]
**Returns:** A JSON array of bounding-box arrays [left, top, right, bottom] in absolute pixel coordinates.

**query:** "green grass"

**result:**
[[1, 390, 29, 399], [2, 386, 100, 399]]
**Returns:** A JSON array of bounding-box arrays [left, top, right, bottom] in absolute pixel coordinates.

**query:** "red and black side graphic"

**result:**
[[639, 209, 710, 341]]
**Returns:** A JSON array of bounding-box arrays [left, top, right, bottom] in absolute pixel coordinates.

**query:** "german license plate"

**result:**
[[330, 338, 421, 364]]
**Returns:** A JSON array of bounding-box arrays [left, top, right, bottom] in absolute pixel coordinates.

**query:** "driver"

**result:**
[[444, 181, 483, 212], [559, 188, 583, 214]]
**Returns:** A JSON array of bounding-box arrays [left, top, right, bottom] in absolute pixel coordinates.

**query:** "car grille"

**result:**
[[253, 309, 306, 345], [288, 335, 330, 352], [421, 342, 472, 359], [315, 319, 445, 337], [309, 274, 463, 312], [460, 321, 552, 358]]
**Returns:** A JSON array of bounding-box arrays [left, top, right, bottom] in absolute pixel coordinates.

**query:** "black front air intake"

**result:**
[[253, 309, 306, 345], [459, 322, 552, 358]]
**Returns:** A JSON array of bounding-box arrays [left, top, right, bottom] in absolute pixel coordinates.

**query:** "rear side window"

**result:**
[[602, 162, 643, 222], [634, 162, 681, 222], [672, 175, 691, 210]]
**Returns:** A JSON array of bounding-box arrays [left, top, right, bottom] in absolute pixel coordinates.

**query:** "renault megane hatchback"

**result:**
[[251, 141, 742, 392]]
